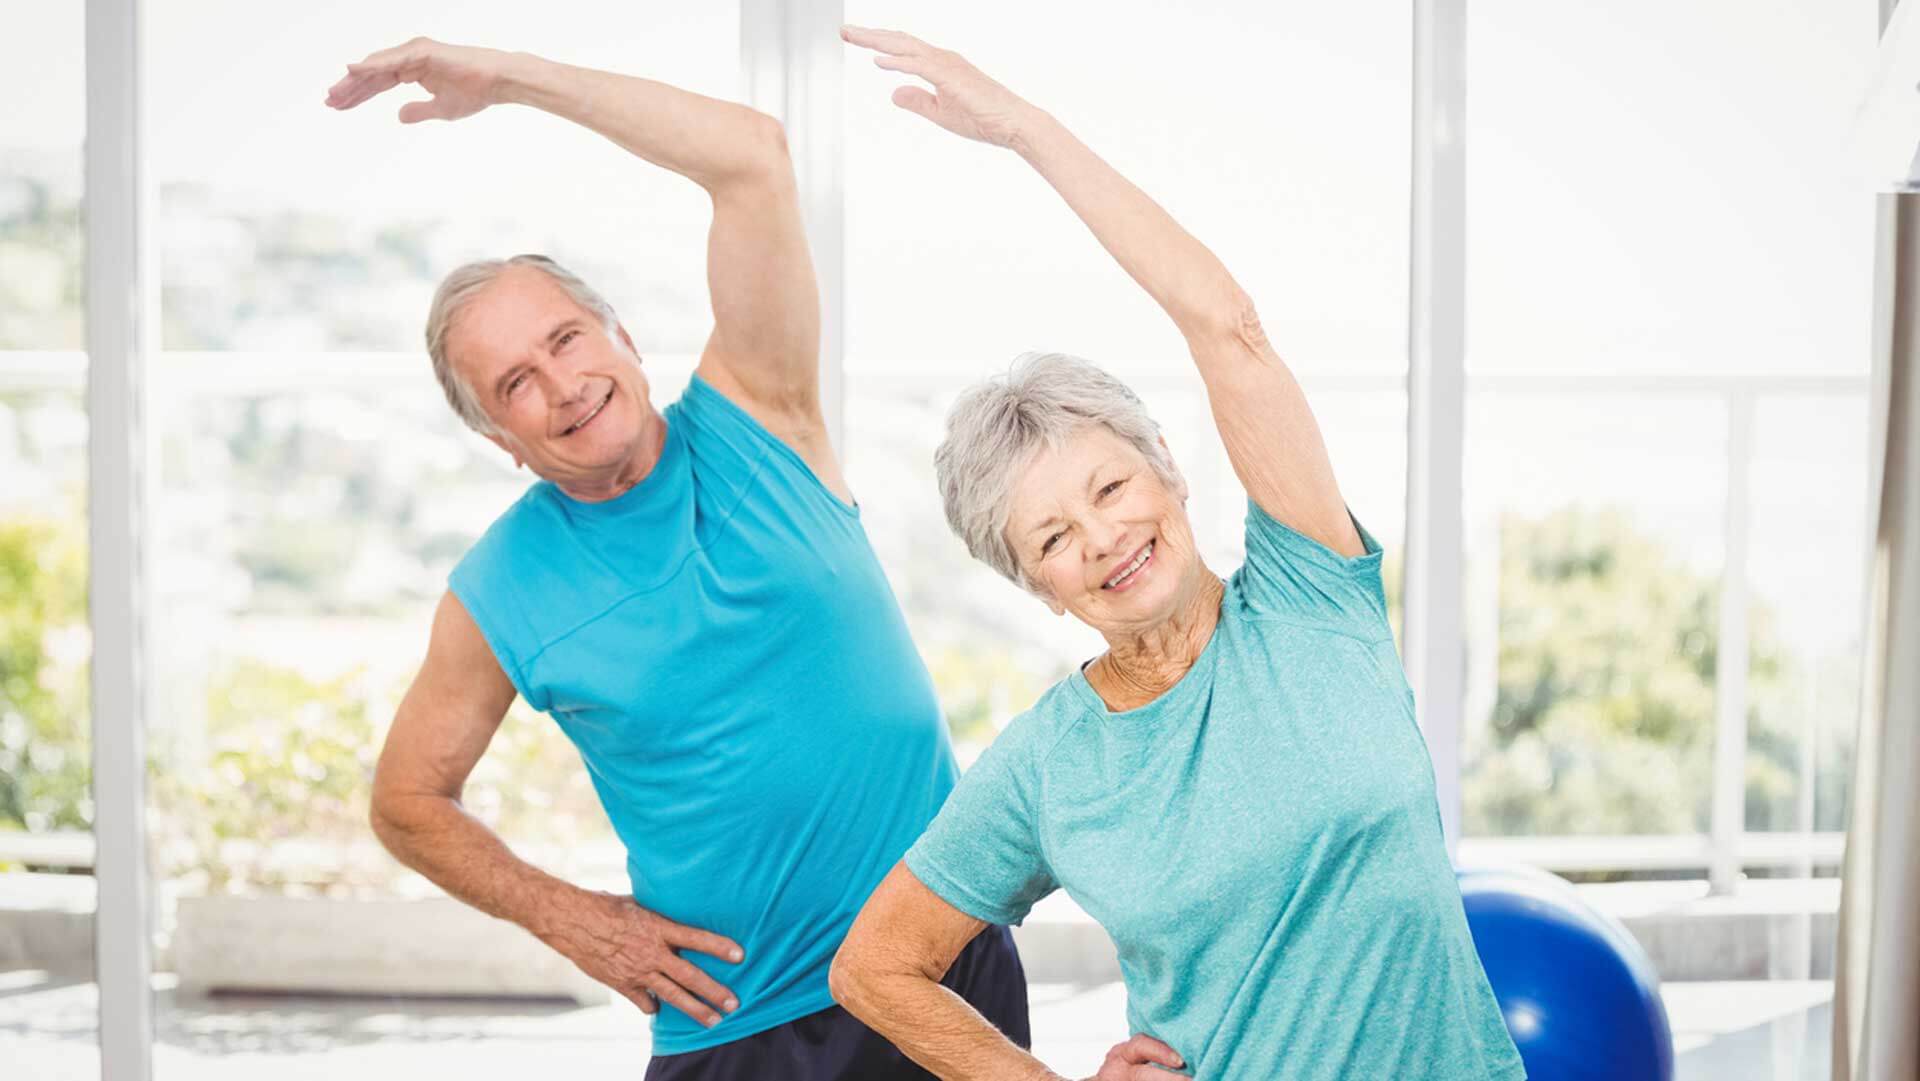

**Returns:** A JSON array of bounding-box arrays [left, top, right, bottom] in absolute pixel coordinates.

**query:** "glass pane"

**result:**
[[0, 385, 95, 1080], [1744, 393, 1868, 841], [0, 7, 84, 352], [844, 1, 1411, 756], [153, 1, 736, 356], [1465, 3, 1875, 1072], [147, 1, 734, 1072], [0, 2, 96, 1077], [1467, 0, 1876, 377], [1462, 391, 1727, 838]]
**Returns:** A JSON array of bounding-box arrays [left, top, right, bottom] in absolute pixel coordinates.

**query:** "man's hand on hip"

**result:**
[[543, 889, 745, 1027]]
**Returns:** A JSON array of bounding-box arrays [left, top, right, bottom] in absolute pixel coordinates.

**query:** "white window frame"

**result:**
[[55, 2, 1871, 1076]]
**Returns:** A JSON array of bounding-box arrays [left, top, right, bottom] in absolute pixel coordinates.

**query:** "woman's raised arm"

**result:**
[[842, 25, 1364, 557]]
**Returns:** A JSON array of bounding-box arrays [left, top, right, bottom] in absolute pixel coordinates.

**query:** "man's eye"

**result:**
[[558, 330, 579, 347], [508, 373, 529, 394]]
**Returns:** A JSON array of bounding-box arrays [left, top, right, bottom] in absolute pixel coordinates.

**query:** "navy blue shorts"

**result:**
[[643, 924, 1030, 1081]]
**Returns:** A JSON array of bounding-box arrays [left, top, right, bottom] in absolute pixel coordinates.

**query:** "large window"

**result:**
[[141, 1, 731, 1075], [1460, 0, 1874, 872], [843, 0, 1412, 754], [1, 2, 1885, 1077], [0, 4, 96, 1078]]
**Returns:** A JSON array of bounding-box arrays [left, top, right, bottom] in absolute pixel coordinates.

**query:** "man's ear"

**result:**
[[486, 431, 523, 469], [616, 323, 642, 362]]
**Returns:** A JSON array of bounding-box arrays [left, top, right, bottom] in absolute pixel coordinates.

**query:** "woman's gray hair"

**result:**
[[935, 352, 1181, 590], [424, 254, 619, 435]]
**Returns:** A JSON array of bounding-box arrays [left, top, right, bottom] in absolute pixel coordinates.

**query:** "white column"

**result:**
[[1709, 393, 1755, 895], [85, 0, 156, 1077], [740, 0, 846, 454], [1406, 0, 1469, 851]]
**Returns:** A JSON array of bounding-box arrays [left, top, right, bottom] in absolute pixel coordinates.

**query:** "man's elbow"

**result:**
[[367, 788, 405, 854], [715, 109, 795, 190]]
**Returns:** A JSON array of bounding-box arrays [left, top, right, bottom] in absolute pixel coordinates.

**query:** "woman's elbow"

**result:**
[[827, 939, 878, 1017], [1183, 291, 1268, 356]]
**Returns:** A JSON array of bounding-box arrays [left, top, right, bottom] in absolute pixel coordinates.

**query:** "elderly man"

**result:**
[[322, 37, 1039, 1080]]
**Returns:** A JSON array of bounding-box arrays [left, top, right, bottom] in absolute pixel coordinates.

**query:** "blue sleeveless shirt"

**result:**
[[449, 375, 957, 1053]]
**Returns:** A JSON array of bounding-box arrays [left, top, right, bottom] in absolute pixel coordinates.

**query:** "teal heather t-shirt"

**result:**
[[450, 375, 958, 1055], [905, 502, 1524, 1081]]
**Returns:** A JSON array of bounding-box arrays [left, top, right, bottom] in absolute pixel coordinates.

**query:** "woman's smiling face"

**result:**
[[1004, 424, 1202, 637]]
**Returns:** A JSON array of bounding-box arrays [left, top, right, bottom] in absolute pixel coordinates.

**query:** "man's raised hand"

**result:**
[[325, 37, 512, 123]]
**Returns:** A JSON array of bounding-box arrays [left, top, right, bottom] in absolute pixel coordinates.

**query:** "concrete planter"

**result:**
[[172, 894, 609, 1005]]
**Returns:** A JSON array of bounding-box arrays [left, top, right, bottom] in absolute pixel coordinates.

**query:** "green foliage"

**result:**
[[0, 510, 91, 834], [149, 660, 614, 896], [928, 644, 1053, 751], [1462, 506, 1850, 837]]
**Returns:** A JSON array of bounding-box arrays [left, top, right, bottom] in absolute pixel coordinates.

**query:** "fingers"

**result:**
[[1121, 1034, 1185, 1070], [873, 53, 935, 79], [620, 986, 658, 1015], [646, 975, 726, 1029], [322, 38, 431, 110], [662, 954, 739, 1017], [840, 24, 933, 57], [397, 98, 448, 124], [1102, 1034, 1186, 1077], [890, 87, 940, 121], [665, 921, 745, 964]]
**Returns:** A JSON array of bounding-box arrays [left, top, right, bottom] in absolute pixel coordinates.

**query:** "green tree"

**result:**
[[0, 509, 91, 834], [1462, 506, 1821, 837]]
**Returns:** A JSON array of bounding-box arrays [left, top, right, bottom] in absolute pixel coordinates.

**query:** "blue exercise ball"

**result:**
[[1456, 867, 1674, 1081]]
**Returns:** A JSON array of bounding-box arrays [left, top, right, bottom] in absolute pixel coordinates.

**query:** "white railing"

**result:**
[[0, 352, 1872, 891]]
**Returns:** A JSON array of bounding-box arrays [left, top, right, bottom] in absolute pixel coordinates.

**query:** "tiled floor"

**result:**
[[0, 970, 1832, 1079]]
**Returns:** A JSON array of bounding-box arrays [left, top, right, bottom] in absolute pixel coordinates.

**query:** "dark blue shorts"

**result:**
[[643, 924, 1030, 1081]]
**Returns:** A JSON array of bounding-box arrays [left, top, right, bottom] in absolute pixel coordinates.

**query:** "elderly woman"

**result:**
[[829, 26, 1526, 1081]]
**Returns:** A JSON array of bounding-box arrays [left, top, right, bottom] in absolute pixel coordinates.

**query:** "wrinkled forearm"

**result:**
[[497, 51, 787, 192], [1010, 108, 1252, 347], [370, 789, 593, 947], [831, 961, 1060, 1081]]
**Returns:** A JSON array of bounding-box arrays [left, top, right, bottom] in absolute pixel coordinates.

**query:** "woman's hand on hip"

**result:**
[[1087, 1032, 1190, 1079], [841, 25, 1039, 150]]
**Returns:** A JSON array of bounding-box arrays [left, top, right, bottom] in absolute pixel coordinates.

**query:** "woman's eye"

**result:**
[[1099, 479, 1125, 499], [1041, 531, 1065, 556]]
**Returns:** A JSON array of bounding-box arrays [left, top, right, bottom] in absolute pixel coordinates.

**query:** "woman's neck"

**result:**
[[1087, 567, 1226, 712]]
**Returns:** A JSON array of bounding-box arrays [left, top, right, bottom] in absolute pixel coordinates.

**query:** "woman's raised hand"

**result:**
[[840, 25, 1036, 150], [325, 37, 512, 123]]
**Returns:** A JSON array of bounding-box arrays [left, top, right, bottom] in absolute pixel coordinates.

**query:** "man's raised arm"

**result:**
[[326, 38, 823, 423]]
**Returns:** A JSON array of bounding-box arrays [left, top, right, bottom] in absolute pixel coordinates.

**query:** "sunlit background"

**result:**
[[0, 1, 1877, 1078]]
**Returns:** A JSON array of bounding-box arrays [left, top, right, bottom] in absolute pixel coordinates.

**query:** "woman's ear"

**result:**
[[1156, 435, 1189, 501]]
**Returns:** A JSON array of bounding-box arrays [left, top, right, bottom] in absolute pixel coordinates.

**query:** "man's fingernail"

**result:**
[[729, 948, 743, 962], [724, 997, 738, 1011]]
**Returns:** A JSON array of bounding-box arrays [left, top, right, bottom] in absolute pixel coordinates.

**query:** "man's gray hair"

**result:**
[[424, 254, 619, 435], [935, 352, 1181, 590]]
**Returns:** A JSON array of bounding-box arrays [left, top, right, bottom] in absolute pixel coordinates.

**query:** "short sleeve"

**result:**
[[903, 722, 1057, 926], [1233, 498, 1391, 637], [448, 560, 548, 712]]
